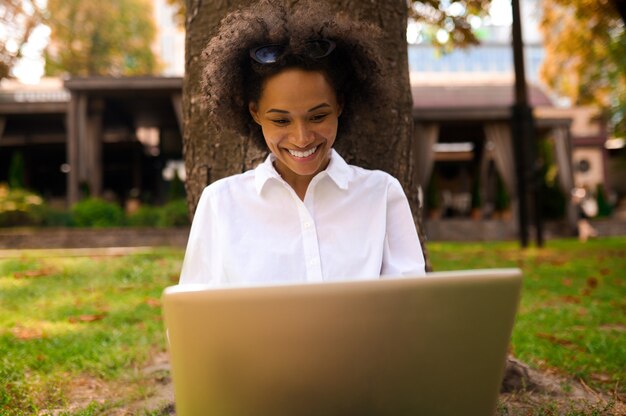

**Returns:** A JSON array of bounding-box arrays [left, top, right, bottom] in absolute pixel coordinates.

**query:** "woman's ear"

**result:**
[[249, 102, 261, 125]]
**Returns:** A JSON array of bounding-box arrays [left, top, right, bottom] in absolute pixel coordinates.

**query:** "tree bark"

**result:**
[[183, 0, 429, 266]]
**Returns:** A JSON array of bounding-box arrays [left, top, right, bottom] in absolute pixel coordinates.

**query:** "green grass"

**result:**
[[0, 249, 182, 415], [0, 237, 624, 414], [429, 237, 626, 395]]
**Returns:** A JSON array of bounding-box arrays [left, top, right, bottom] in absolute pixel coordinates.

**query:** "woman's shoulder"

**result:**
[[200, 170, 256, 199], [346, 163, 401, 189]]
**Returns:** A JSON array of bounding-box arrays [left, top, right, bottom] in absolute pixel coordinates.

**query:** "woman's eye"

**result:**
[[271, 119, 289, 125], [311, 114, 329, 122]]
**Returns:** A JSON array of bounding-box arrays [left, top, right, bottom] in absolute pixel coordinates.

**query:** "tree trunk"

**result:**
[[183, 0, 429, 267]]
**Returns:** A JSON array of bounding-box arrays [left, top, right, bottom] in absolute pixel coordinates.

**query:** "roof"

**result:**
[[410, 72, 555, 121], [64, 76, 182, 92], [0, 77, 69, 114]]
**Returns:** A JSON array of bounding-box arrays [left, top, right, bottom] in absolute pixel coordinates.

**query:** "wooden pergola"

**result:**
[[63, 77, 183, 205]]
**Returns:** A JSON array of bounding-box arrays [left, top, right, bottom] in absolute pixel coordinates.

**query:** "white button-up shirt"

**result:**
[[179, 150, 425, 286]]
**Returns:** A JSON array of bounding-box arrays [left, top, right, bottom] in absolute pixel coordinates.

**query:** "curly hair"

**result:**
[[201, 0, 389, 149]]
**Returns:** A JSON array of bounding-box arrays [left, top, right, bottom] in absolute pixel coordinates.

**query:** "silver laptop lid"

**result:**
[[163, 268, 522, 416]]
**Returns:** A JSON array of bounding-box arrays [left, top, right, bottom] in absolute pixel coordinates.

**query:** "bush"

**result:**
[[0, 184, 46, 227], [42, 207, 75, 227], [494, 172, 511, 212], [596, 184, 613, 217], [72, 198, 125, 228], [127, 205, 161, 227], [157, 199, 190, 227]]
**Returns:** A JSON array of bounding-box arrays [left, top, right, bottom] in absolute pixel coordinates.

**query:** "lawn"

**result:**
[[0, 238, 624, 415]]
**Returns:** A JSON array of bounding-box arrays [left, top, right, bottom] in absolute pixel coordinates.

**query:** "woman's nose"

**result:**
[[292, 122, 314, 147]]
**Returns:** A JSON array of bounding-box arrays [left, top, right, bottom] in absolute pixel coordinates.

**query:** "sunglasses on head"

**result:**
[[249, 39, 336, 64]]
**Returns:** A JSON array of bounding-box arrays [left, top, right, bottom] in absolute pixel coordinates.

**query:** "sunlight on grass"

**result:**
[[431, 237, 626, 395], [0, 240, 624, 414], [0, 249, 183, 414]]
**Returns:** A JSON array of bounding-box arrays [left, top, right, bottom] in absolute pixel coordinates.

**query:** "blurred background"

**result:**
[[1, 0, 625, 239]]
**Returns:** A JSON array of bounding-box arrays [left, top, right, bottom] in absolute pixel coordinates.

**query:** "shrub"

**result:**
[[596, 184, 613, 217], [42, 207, 75, 227], [494, 172, 511, 212], [0, 184, 46, 227], [8, 152, 25, 189], [72, 198, 125, 228], [157, 199, 190, 227], [127, 205, 161, 227]]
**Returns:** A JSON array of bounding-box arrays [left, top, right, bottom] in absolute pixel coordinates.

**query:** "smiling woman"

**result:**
[[248, 69, 342, 199], [179, 0, 425, 286]]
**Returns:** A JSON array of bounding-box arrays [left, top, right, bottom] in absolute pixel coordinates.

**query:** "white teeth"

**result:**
[[288, 146, 317, 158]]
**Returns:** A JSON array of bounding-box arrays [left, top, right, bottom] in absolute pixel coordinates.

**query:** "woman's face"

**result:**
[[249, 68, 342, 186]]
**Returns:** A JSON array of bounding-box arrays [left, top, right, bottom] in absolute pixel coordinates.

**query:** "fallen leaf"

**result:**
[[586, 277, 598, 289], [599, 268, 611, 276], [562, 278, 573, 287], [13, 268, 56, 279], [12, 326, 44, 340], [145, 298, 161, 308], [560, 295, 580, 304], [68, 313, 107, 323], [169, 274, 179, 283], [536, 333, 575, 347]]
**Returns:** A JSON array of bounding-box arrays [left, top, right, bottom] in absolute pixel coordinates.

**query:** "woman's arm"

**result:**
[[381, 178, 426, 277], [179, 187, 223, 285]]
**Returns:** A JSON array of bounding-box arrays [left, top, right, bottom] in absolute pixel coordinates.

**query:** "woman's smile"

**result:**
[[287, 145, 318, 159]]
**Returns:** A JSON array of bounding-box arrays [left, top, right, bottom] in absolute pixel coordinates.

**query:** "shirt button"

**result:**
[[309, 258, 318, 266], [303, 222, 311, 229]]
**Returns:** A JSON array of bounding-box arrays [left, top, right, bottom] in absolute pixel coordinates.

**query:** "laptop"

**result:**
[[162, 268, 522, 416]]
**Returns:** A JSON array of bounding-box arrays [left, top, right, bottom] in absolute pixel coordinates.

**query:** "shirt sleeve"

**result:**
[[381, 178, 426, 277], [179, 186, 223, 285]]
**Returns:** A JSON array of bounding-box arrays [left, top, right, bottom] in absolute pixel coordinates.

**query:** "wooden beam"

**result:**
[[0, 102, 68, 114], [67, 94, 79, 206], [0, 117, 5, 144], [77, 93, 88, 186], [64, 76, 182, 92], [171, 93, 184, 135]]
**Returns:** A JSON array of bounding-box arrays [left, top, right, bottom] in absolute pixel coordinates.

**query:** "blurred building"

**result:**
[[1, 0, 621, 235], [408, 0, 619, 238]]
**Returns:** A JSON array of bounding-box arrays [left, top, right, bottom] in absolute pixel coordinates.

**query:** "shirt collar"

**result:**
[[254, 149, 351, 195]]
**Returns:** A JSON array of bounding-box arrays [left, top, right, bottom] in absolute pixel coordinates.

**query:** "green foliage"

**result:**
[[167, 173, 186, 202], [0, 0, 44, 81], [596, 184, 613, 217], [494, 172, 510, 211], [426, 173, 441, 210], [538, 138, 566, 220], [0, 184, 46, 227], [42, 207, 75, 227], [540, 182, 566, 220], [44, 0, 159, 77], [471, 174, 481, 209], [7, 152, 25, 190], [408, 0, 494, 51], [126, 205, 161, 227], [540, 0, 626, 138], [71, 198, 125, 228], [157, 199, 189, 227]]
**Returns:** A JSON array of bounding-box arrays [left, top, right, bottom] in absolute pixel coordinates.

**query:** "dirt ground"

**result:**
[[121, 353, 625, 416]]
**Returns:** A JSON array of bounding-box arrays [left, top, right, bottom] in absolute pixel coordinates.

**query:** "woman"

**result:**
[[180, 0, 425, 286]]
